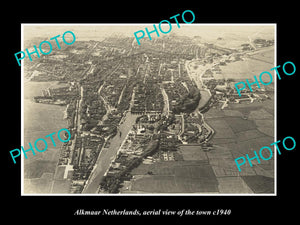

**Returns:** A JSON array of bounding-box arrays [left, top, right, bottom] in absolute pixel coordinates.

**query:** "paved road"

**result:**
[[160, 87, 169, 116]]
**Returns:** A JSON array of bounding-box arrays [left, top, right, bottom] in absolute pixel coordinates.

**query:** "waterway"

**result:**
[[197, 90, 211, 110], [185, 61, 212, 111], [83, 111, 138, 193]]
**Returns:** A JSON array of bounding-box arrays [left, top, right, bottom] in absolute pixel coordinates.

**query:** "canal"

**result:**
[[83, 111, 138, 193]]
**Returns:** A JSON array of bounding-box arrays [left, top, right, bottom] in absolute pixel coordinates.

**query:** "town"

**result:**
[[24, 32, 274, 194]]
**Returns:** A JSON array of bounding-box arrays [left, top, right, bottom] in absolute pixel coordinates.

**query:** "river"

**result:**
[[83, 111, 138, 193], [184, 60, 212, 111]]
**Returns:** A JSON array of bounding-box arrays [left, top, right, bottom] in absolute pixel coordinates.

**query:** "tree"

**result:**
[[148, 125, 155, 131]]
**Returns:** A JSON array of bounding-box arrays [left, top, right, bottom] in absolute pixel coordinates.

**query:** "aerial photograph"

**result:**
[[22, 24, 275, 195]]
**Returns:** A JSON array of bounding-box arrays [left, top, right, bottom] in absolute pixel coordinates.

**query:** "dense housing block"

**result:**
[[14, 31, 76, 66], [134, 10, 195, 45]]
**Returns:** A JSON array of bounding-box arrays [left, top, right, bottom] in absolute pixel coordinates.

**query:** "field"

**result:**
[[223, 117, 257, 133], [130, 161, 218, 193], [222, 136, 273, 156], [256, 123, 273, 137], [204, 98, 275, 185], [235, 129, 265, 142], [206, 119, 236, 139], [24, 160, 57, 178], [227, 101, 274, 137], [241, 175, 274, 193], [219, 58, 274, 81], [132, 176, 176, 193], [249, 47, 274, 64], [178, 145, 208, 161], [23, 173, 53, 194], [214, 47, 274, 80], [127, 95, 276, 194], [217, 177, 253, 193], [23, 81, 67, 194], [51, 179, 72, 194], [248, 108, 273, 120]]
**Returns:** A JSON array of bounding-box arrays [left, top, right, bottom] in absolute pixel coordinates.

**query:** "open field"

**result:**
[[24, 160, 57, 178], [223, 117, 257, 133], [256, 122, 273, 137], [204, 107, 227, 119], [253, 163, 274, 178], [216, 48, 274, 81], [132, 176, 176, 193], [51, 179, 72, 194], [24, 81, 67, 194], [222, 136, 273, 156], [131, 161, 218, 193], [248, 108, 273, 120], [228, 98, 273, 110], [204, 99, 275, 186], [131, 164, 152, 175], [248, 47, 274, 64], [223, 110, 244, 117], [205, 119, 236, 139], [132, 161, 209, 175], [178, 145, 208, 161], [206, 144, 256, 178], [24, 173, 53, 194], [235, 129, 265, 142], [217, 177, 253, 193], [242, 175, 274, 193]]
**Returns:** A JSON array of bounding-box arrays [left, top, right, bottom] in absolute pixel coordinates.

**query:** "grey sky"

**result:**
[[23, 24, 275, 42]]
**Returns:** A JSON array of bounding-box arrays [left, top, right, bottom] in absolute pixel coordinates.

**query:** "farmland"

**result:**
[[178, 145, 208, 161], [204, 94, 274, 186], [126, 88, 275, 194], [23, 81, 68, 194], [130, 161, 218, 193]]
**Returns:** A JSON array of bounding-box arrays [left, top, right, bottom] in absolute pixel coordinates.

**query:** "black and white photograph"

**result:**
[[22, 24, 275, 195]]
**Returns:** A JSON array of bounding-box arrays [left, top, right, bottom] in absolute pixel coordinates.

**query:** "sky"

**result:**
[[23, 24, 275, 42]]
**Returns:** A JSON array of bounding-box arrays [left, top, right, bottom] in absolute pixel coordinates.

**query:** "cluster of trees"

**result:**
[[156, 114, 176, 132], [117, 81, 135, 112], [172, 88, 201, 114], [100, 157, 143, 193]]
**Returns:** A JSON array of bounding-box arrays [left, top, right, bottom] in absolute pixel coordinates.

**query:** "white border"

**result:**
[[21, 23, 277, 196]]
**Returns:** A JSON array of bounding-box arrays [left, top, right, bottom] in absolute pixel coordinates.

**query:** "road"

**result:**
[[160, 86, 169, 116]]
